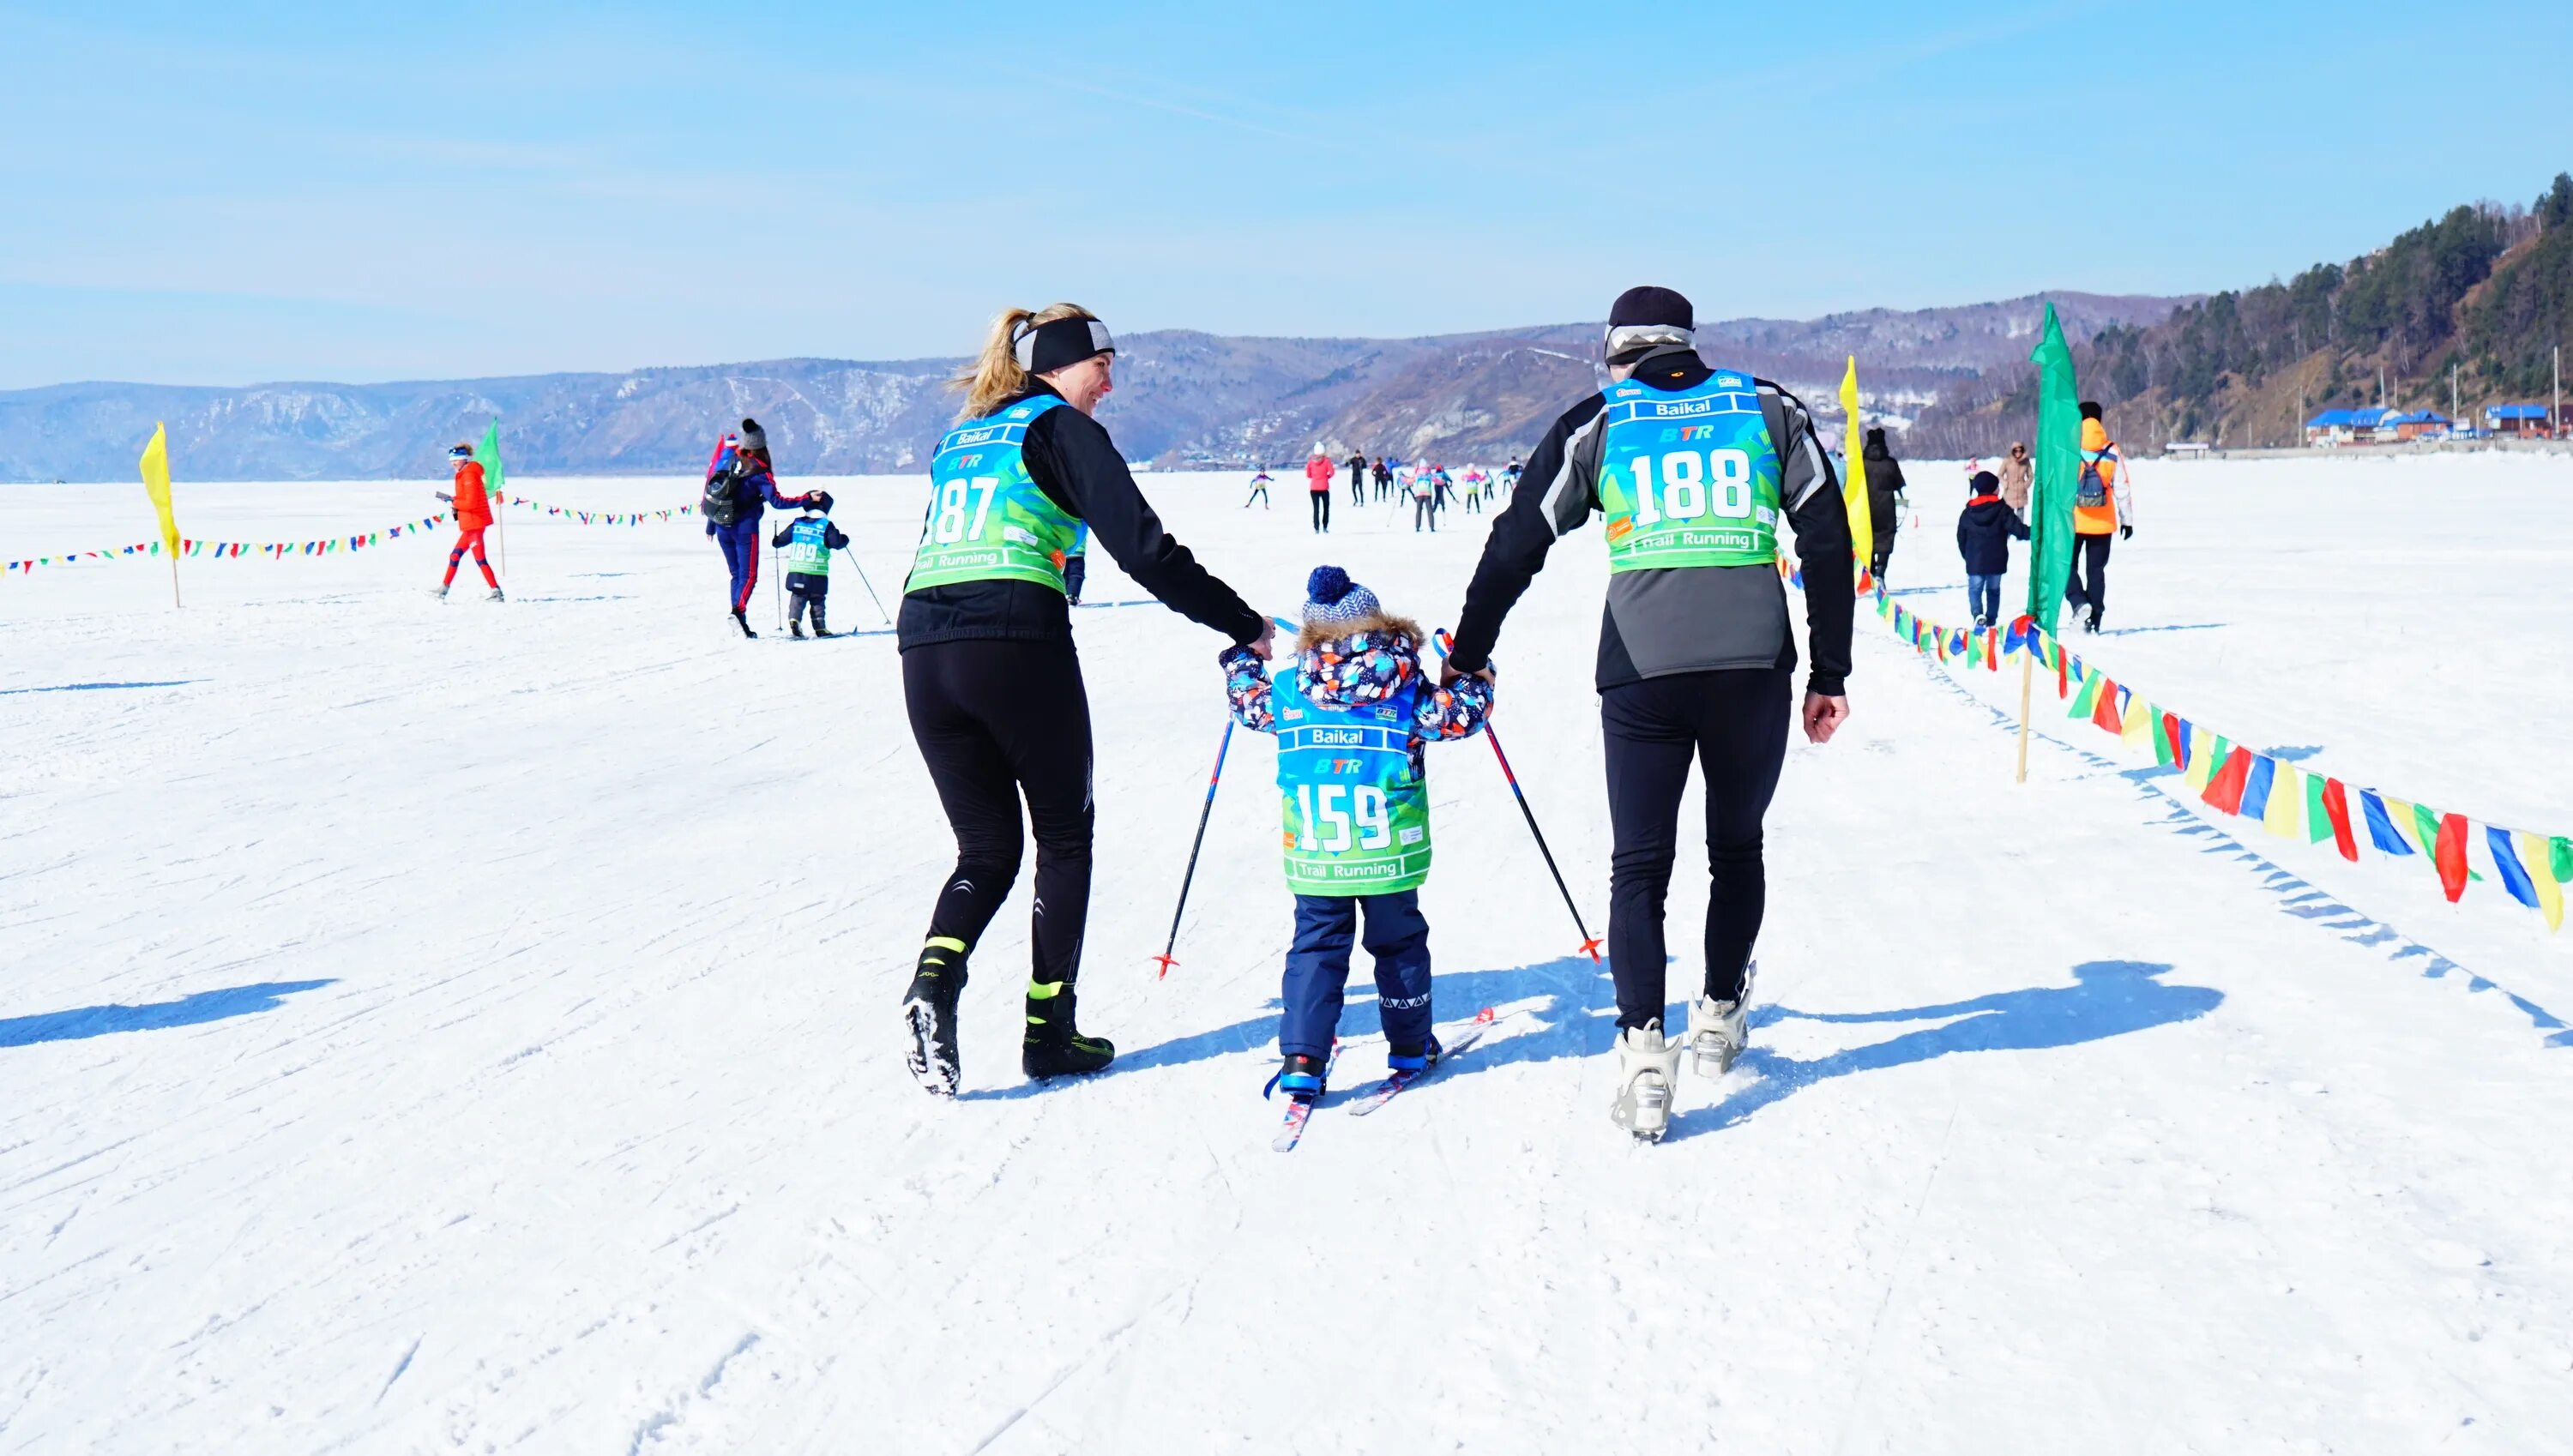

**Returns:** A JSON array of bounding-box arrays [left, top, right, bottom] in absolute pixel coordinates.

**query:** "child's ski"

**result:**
[[1348, 1008, 1499, 1117], [1268, 1041, 1343, 1152]]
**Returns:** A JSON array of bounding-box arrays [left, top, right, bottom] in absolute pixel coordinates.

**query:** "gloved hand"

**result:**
[[2121, 524, 2133, 541]]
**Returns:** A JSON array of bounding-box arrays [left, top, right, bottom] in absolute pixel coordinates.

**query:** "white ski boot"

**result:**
[[486, 587, 505, 603], [1686, 962, 1756, 1079], [433, 584, 449, 600], [1610, 1022, 1684, 1143]]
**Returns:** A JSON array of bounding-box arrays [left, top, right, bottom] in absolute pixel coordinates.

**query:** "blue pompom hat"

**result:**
[[1302, 565, 1382, 630]]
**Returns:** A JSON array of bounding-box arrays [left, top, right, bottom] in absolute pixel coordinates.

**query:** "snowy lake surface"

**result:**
[[3, 452, 2570, 1452]]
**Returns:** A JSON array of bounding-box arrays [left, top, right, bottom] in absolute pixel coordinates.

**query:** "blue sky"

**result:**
[[5, 0, 2568, 389]]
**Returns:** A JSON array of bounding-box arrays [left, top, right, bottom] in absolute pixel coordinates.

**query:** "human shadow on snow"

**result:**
[[955, 954, 1612, 1101], [1668, 960, 2220, 1140], [0, 979, 337, 1050]]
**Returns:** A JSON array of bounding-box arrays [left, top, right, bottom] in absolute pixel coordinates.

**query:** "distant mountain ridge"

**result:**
[[0, 292, 2187, 482]]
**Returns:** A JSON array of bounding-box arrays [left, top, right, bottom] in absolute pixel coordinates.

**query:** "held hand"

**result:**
[[1247, 619, 1277, 660], [1441, 659, 1496, 689], [1802, 692, 1850, 744]]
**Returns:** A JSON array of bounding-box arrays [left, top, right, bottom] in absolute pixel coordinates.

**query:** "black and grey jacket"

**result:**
[[1447, 345, 1854, 695]]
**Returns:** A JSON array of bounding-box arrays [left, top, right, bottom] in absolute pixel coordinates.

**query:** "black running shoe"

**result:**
[[1022, 983, 1114, 1079], [901, 961, 964, 1096]]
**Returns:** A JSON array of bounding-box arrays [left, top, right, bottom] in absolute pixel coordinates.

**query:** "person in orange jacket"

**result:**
[[1304, 447, 1336, 532], [436, 443, 503, 600], [2063, 401, 2133, 633]]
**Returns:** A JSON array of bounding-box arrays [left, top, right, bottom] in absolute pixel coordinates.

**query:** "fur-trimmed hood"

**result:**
[[1293, 614, 1428, 713]]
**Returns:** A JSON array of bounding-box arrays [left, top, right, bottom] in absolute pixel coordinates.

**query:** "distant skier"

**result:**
[[1502, 457, 1522, 496], [1442, 285, 1853, 1142], [2064, 401, 2133, 633], [1410, 462, 1439, 532], [1861, 427, 1905, 585], [770, 492, 849, 638], [1305, 447, 1335, 532], [1956, 470, 2027, 629], [1461, 466, 1487, 514], [703, 418, 819, 638], [435, 442, 502, 601], [1244, 467, 1272, 509], [1345, 450, 1369, 507], [1217, 566, 1493, 1114], [1371, 456, 1392, 501], [897, 304, 1271, 1095]]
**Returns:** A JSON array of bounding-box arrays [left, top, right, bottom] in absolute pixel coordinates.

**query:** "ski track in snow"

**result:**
[[3, 458, 2570, 1453]]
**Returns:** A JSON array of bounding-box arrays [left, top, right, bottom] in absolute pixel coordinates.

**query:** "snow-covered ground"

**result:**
[[3, 453, 2570, 1453]]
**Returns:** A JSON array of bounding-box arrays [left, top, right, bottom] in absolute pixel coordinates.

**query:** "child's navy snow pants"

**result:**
[[1280, 889, 1432, 1060]]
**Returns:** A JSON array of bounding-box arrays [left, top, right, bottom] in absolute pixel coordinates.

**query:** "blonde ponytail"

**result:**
[[950, 303, 1101, 422]]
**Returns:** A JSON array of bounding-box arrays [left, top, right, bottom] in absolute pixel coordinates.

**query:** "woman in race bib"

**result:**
[[896, 304, 1275, 1096], [1442, 286, 1856, 1141]]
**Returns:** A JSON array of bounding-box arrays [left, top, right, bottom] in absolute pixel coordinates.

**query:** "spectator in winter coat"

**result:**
[[1305, 448, 1337, 532], [435, 442, 501, 600], [1860, 427, 1904, 584], [1955, 470, 2028, 629], [704, 417, 820, 638], [1997, 442, 2033, 514]]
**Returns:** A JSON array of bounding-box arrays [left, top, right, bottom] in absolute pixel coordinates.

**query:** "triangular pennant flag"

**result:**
[[2202, 747, 2253, 815], [2321, 778, 2360, 861], [2090, 678, 2125, 733], [2119, 694, 2153, 749], [2360, 791, 2413, 855], [2515, 829, 2564, 931], [2305, 771, 2335, 845], [2489, 827, 2541, 912], [2263, 762, 2303, 839], [2239, 755, 2277, 821], [2153, 712, 2181, 767]]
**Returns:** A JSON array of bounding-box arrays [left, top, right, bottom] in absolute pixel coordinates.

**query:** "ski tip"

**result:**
[[1473, 1005, 1497, 1025]]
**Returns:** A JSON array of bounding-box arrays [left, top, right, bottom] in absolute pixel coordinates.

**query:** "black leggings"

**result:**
[[1311, 490, 1331, 531], [1601, 666, 1792, 1029], [2064, 533, 2113, 614], [902, 640, 1094, 994]]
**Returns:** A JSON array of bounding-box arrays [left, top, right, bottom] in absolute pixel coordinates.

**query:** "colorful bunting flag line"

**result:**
[[5, 495, 704, 576], [5, 516, 453, 575], [1874, 587, 2570, 933]]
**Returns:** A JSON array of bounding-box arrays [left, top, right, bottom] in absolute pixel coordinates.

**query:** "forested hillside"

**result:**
[[1905, 174, 2573, 456]]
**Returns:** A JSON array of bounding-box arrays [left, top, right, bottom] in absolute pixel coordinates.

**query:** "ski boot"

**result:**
[[434, 584, 449, 600], [732, 608, 758, 640], [812, 606, 833, 639], [1610, 1021, 1684, 1143], [487, 587, 505, 603], [1687, 962, 1756, 1078], [1274, 1053, 1329, 1100], [789, 620, 806, 640], [1021, 981, 1114, 1079], [901, 939, 967, 1096], [1385, 1033, 1444, 1074]]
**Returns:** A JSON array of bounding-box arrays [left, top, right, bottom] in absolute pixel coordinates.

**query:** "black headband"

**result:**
[[1016, 316, 1115, 375]]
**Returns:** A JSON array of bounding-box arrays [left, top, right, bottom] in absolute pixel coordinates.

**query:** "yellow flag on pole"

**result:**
[[1839, 357, 1874, 591], [141, 423, 181, 554]]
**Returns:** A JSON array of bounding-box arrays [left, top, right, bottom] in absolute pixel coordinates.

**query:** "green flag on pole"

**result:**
[[475, 416, 509, 579], [2024, 303, 2079, 634]]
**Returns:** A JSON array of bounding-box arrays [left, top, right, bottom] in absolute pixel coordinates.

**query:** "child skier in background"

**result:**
[[770, 491, 848, 638], [1243, 467, 1272, 509], [435, 442, 502, 601], [1955, 468, 2028, 629], [1218, 567, 1496, 1113]]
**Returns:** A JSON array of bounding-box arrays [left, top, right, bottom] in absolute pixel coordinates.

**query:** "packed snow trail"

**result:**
[[3, 456, 2570, 1453]]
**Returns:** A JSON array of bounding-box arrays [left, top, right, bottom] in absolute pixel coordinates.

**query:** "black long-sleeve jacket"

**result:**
[[895, 382, 1265, 652], [1447, 345, 1854, 696]]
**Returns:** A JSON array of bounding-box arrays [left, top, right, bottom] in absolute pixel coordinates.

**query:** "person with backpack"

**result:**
[[897, 304, 1272, 1096], [434, 442, 503, 601], [769, 492, 849, 638], [2064, 401, 2133, 633], [1860, 427, 1905, 584], [1956, 469, 2028, 629], [1216, 567, 1495, 1122], [1305, 447, 1336, 532], [1442, 286, 1854, 1142], [702, 418, 819, 638]]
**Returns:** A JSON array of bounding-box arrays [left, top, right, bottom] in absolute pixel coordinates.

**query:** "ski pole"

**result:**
[[772, 542, 783, 629], [1153, 719, 1235, 979], [840, 545, 893, 626], [1434, 629, 1602, 963]]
